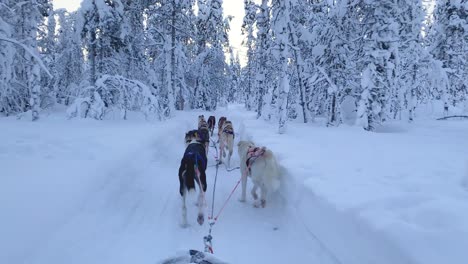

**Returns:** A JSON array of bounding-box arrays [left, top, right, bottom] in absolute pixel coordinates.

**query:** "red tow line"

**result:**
[[203, 141, 265, 254]]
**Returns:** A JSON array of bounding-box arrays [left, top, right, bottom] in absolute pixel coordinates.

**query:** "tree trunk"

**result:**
[[287, 23, 308, 123], [328, 92, 337, 126], [255, 0, 269, 119], [171, 0, 183, 110]]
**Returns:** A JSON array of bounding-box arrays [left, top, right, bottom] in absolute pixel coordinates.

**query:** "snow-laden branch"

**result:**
[[316, 66, 338, 93], [0, 36, 52, 78]]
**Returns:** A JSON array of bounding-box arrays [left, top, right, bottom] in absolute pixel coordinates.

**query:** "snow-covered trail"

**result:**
[[19, 106, 419, 264], [24, 109, 332, 264]]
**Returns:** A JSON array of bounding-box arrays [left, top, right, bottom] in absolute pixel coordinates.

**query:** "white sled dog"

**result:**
[[219, 120, 234, 168], [237, 140, 280, 208]]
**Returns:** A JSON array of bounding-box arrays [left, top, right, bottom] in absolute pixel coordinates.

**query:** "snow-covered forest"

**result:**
[[1, 0, 466, 131]]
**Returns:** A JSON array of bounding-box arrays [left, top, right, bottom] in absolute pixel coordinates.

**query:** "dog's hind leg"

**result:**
[[239, 173, 248, 203], [197, 191, 204, 225], [219, 140, 225, 164], [181, 190, 188, 227], [260, 186, 267, 208], [253, 185, 267, 208], [228, 147, 233, 168], [251, 185, 258, 200]]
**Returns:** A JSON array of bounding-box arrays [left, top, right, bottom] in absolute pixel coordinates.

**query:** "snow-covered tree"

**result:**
[[357, 1, 399, 131], [254, 0, 270, 118], [228, 49, 241, 103], [54, 10, 84, 105], [272, 0, 292, 134], [78, 0, 125, 84], [287, 0, 311, 123], [146, 0, 196, 115], [429, 0, 467, 106], [240, 0, 257, 110], [120, 0, 150, 82], [0, 2, 16, 116], [396, 0, 427, 121], [0, 0, 52, 120], [192, 0, 229, 111], [38, 2, 58, 109]]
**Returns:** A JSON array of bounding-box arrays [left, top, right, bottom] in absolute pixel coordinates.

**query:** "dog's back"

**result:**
[[222, 121, 233, 132]]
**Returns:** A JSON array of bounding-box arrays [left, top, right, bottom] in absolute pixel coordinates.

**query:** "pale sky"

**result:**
[[52, 0, 247, 64]]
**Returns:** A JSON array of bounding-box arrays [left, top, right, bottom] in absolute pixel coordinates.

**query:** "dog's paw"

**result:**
[[253, 200, 266, 208], [197, 214, 205, 226]]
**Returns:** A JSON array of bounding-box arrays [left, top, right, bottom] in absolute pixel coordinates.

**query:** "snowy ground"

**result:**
[[240, 105, 468, 264], [1, 105, 467, 264]]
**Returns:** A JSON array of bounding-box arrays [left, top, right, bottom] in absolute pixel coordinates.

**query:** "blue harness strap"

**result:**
[[184, 151, 206, 169]]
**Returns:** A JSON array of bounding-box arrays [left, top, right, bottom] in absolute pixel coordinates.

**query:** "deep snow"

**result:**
[[1, 105, 467, 264]]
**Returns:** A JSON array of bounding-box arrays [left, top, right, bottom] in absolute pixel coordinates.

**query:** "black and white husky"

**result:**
[[178, 140, 208, 227]]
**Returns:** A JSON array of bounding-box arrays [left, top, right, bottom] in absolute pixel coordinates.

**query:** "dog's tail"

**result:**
[[183, 157, 197, 192]]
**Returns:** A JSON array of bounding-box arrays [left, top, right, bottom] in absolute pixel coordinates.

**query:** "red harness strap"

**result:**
[[246, 146, 266, 169]]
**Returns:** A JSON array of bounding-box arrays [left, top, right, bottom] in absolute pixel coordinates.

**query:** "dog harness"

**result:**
[[222, 124, 234, 138], [185, 151, 206, 169], [245, 146, 266, 170], [184, 143, 207, 169]]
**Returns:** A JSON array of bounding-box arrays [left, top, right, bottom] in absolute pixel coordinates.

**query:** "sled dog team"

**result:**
[[179, 115, 281, 226]]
